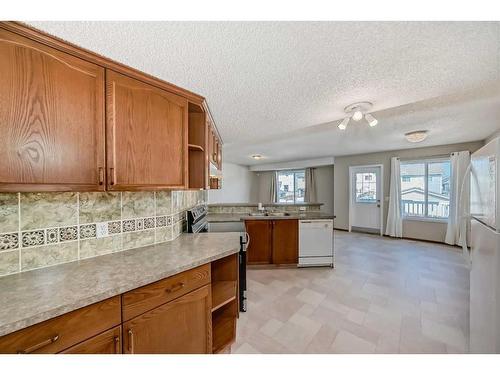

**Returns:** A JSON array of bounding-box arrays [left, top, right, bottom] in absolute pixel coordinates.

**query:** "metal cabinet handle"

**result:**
[[17, 334, 59, 354], [165, 282, 185, 294], [109, 168, 115, 185], [245, 231, 250, 249], [128, 329, 134, 354], [98, 167, 104, 185], [114, 335, 120, 354]]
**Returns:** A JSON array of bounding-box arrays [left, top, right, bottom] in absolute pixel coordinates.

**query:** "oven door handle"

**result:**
[[245, 231, 250, 249]]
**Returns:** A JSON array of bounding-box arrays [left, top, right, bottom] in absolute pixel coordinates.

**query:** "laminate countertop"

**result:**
[[207, 212, 336, 223], [0, 232, 241, 337]]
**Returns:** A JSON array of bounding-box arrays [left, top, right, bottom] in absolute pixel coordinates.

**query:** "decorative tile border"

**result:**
[[108, 221, 122, 234], [79, 224, 96, 239], [0, 233, 19, 251], [22, 230, 45, 248], [0, 190, 205, 276]]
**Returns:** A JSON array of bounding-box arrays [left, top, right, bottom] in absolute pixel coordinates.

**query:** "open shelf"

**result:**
[[212, 302, 237, 354], [187, 104, 208, 189], [212, 281, 237, 312], [188, 143, 204, 152], [211, 254, 239, 353]]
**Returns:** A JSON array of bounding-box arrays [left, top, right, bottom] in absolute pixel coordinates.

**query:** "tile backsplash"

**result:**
[[0, 190, 206, 277]]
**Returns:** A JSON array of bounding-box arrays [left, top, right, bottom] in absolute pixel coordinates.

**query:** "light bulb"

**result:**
[[352, 110, 363, 121], [338, 117, 349, 130], [365, 113, 378, 127]]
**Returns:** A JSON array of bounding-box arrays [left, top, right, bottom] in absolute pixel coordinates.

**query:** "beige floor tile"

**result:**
[[304, 324, 339, 354], [331, 330, 376, 353], [234, 230, 469, 354], [296, 288, 326, 306], [259, 318, 284, 337], [233, 343, 261, 354]]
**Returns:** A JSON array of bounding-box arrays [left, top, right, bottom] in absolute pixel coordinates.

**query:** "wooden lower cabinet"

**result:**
[[61, 326, 122, 354], [246, 219, 298, 265], [0, 255, 239, 354], [245, 220, 272, 265], [272, 219, 299, 264], [122, 285, 212, 354], [0, 296, 121, 354]]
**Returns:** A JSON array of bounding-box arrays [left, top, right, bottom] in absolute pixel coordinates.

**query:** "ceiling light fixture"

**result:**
[[251, 154, 263, 160], [365, 113, 378, 127], [338, 117, 350, 130], [352, 110, 363, 121], [405, 130, 428, 143], [338, 102, 378, 130]]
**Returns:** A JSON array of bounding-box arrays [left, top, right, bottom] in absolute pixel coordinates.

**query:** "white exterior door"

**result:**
[[350, 165, 383, 233]]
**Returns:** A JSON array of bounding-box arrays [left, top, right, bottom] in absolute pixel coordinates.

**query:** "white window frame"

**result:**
[[276, 169, 306, 204], [400, 157, 451, 222]]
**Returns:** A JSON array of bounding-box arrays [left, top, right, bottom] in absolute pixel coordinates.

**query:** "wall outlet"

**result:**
[[96, 222, 109, 238], [299, 206, 306, 211]]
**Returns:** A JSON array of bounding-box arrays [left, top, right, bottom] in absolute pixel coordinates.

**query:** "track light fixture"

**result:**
[[337, 102, 378, 130], [338, 117, 350, 130]]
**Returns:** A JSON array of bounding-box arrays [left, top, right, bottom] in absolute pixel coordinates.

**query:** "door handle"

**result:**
[[17, 334, 59, 354], [114, 335, 120, 354], [98, 167, 104, 185], [109, 168, 115, 186], [128, 329, 134, 354]]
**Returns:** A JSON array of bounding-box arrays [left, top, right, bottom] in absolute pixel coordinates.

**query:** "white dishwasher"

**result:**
[[299, 219, 334, 268]]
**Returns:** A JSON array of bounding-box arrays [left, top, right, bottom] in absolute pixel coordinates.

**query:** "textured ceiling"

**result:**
[[27, 21, 500, 165]]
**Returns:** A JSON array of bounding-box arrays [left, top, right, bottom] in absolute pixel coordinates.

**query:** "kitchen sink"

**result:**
[[247, 212, 291, 217]]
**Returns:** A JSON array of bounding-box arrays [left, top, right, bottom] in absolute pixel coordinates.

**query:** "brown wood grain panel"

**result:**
[[0, 22, 205, 104], [0, 28, 105, 192], [245, 220, 273, 265], [272, 219, 299, 264], [122, 264, 211, 321], [60, 326, 122, 354], [123, 285, 212, 354], [106, 69, 188, 190], [0, 296, 121, 354]]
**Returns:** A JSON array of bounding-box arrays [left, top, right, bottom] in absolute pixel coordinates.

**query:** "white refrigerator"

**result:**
[[470, 137, 500, 353]]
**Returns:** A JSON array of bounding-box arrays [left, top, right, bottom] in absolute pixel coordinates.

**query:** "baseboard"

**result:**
[[334, 227, 462, 249]]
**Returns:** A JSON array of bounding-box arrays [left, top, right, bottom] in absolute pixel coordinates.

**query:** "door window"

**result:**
[[355, 172, 377, 203]]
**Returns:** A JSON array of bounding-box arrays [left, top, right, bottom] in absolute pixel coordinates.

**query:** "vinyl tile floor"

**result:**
[[233, 230, 470, 354]]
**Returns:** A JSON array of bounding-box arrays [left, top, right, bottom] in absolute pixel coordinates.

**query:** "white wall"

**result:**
[[208, 163, 258, 203]]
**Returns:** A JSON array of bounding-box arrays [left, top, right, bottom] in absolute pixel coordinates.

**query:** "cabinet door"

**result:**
[[272, 219, 299, 264], [123, 285, 212, 354], [0, 28, 105, 192], [106, 70, 188, 190], [245, 220, 272, 264], [61, 326, 121, 354]]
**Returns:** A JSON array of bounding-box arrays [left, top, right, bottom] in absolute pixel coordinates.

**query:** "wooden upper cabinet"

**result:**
[[0, 28, 105, 192], [106, 70, 188, 190]]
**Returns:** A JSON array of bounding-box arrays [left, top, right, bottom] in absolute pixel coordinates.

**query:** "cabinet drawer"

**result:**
[[122, 264, 211, 321], [0, 296, 121, 354], [61, 326, 122, 354]]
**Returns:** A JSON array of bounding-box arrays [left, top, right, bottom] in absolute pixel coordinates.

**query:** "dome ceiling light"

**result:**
[[337, 102, 378, 130], [405, 130, 428, 143]]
